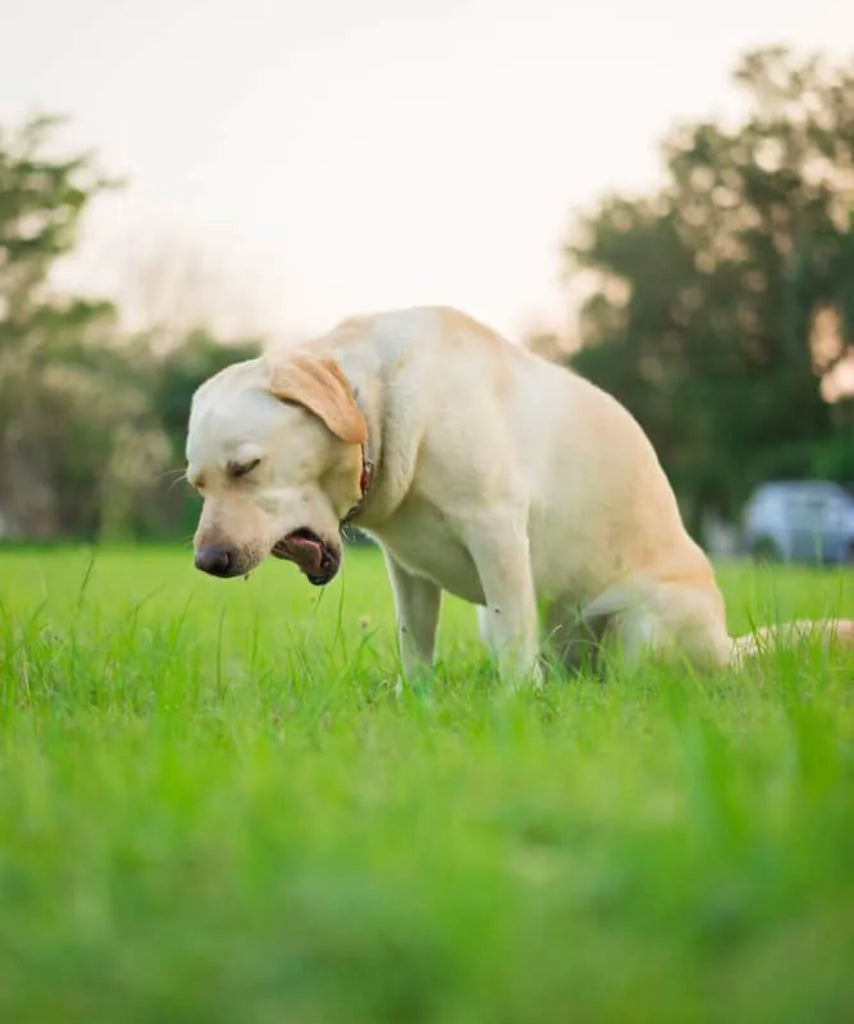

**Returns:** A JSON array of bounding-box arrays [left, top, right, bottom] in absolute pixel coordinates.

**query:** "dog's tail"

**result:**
[[729, 618, 854, 665]]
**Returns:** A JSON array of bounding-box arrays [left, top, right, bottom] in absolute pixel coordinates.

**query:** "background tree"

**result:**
[[566, 47, 854, 533], [0, 116, 260, 540], [0, 115, 125, 536]]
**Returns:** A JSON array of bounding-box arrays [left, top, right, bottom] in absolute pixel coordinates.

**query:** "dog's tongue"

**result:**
[[277, 532, 323, 575]]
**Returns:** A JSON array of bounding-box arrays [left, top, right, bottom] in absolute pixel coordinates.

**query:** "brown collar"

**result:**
[[342, 364, 373, 527], [358, 443, 373, 498], [342, 445, 372, 525]]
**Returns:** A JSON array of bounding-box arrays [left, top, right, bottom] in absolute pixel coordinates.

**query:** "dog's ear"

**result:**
[[268, 354, 367, 445]]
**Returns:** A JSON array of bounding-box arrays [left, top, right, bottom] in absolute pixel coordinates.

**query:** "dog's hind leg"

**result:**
[[585, 580, 731, 670]]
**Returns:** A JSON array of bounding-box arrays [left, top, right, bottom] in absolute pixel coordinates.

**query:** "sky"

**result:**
[[1, 0, 852, 342]]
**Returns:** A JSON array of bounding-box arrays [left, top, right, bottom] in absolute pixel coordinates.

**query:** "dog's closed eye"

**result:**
[[229, 458, 261, 479]]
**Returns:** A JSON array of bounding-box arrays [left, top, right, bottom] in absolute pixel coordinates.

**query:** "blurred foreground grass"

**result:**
[[1, 545, 853, 1023]]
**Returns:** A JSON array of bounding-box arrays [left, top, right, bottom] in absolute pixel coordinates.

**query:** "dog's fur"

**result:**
[[186, 306, 854, 681]]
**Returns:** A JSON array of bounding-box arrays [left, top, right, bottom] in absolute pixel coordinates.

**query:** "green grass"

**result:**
[[1, 545, 854, 1024]]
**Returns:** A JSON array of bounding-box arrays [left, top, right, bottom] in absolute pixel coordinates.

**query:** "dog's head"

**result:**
[[185, 351, 367, 584]]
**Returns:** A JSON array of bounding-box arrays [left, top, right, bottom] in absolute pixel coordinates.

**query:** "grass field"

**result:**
[[1, 544, 854, 1023]]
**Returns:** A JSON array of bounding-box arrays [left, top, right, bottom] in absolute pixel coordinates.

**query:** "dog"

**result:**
[[185, 306, 854, 682]]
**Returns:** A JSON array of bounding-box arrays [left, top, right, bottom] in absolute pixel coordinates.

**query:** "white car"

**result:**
[[742, 480, 854, 565]]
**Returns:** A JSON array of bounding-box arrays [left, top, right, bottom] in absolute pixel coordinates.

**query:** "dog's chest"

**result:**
[[369, 496, 486, 605]]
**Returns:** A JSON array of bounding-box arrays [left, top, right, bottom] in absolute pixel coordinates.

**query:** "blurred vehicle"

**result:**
[[742, 480, 854, 565]]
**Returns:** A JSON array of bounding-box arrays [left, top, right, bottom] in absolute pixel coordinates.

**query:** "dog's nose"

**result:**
[[194, 545, 236, 577]]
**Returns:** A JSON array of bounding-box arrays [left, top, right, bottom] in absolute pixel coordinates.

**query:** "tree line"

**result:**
[[2, 47, 854, 541], [563, 47, 854, 534], [0, 116, 258, 540]]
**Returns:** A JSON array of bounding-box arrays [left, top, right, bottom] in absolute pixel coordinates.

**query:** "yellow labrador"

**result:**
[[186, 306, 853, 681]]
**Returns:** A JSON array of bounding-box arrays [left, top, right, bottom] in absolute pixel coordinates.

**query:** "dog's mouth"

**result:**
[[271, 528, 341, 585]]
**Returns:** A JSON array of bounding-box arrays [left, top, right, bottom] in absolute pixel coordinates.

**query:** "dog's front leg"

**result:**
[[383, 551, 442, 680], [461, 515, 540, 686]]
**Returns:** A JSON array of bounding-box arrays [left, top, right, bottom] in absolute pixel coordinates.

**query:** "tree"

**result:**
[[0, 116, 261, 540], [566, 48, 854, 531], [0, 115, 128, 536]]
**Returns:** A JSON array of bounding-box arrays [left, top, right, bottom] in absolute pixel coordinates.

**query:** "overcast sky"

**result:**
[[2, 0, 851, 341]]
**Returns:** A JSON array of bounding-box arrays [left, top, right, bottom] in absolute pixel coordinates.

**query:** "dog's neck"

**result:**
[[323, 345, 411, 530]]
